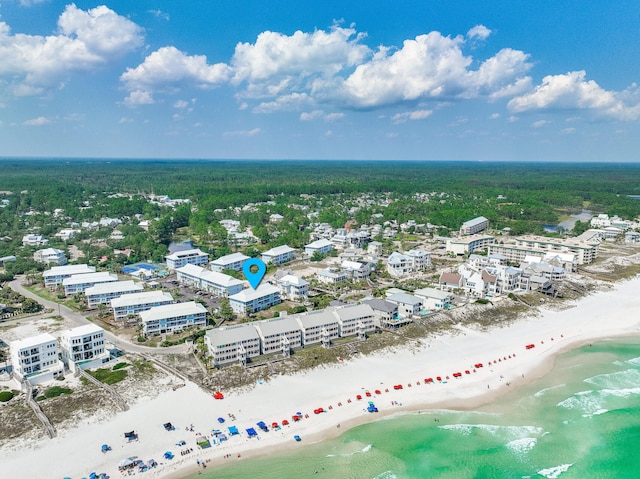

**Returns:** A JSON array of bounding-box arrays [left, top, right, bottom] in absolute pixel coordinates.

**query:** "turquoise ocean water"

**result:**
[[191, 339, 640, 479]]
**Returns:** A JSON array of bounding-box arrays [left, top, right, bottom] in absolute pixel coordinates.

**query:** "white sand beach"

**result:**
[[3, 276, 640, 479]]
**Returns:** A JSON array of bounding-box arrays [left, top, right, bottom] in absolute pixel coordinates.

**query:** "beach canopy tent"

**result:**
[[147, 459, 158, 468], [101, 444, 111, 453], [163, 422, 174, 431], [119, 457, 138, 468], [124, 431, 137, 441], [228, 426, 239, 435], [246, 427, 258, 437], [256, 421, 268, 431], [163, 451, 174, 460], [217, 417, 225, 423]]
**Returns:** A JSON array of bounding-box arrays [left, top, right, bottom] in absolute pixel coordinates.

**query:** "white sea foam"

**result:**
[[372, 472, 398, 479], [326, 444, 373, 458], [505, 437, 537, 455], [558, 387, 640, 417], [626, 356, 640, 367], [534, 384, 566, 398], [438, 424, 543, 441], [537, 463, 573, 478], [584, 368, 640, 390]]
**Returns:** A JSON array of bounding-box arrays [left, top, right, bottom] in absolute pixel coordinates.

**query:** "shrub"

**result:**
[[112, 362, 129, 370], [89, 368, 127, 385], [44, 386, 72, 398], [0, 390, 14, 402]]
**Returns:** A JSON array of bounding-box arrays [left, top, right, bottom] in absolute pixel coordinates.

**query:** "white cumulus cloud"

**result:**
[[392, 109, 433, 124], [120, 46, 232, 105], [23, 116, 52, 126], [508, 71, 640, 120], [467, 25, 491, 40], [0, 4, 143, 96]]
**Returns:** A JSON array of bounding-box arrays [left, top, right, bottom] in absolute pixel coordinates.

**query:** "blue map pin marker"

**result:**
[[243, 258, 267, 289]]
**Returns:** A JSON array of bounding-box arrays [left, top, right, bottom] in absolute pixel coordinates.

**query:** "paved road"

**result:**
[[9, 277, 187, 355]]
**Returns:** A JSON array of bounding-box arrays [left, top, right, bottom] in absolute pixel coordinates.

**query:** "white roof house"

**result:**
[[33, 248, 67, 266], [210, 252, 250, 272], [277, 274, 309, 300], [229, 284, 281, 315], [413, 287, 453, 310]]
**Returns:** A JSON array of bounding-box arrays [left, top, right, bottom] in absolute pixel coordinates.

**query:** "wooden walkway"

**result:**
[[75, 368, 129, 412], [23, 379, 56, 439]]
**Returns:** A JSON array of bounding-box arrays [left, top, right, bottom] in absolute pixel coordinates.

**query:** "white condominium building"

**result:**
[[110, 290, 174, 322], [261, 245, 296, 265], [210, 252, 250, 272], [253, 316, 303, 356], [229, 284, 281, 315], [44, 264, 96, 288], [84, 280, 144, 308], [304, 239, 333, 256], [204, 325, 261, 367], [10, 333, 64, 385], [176, 263, 243, 297], [63, 272, 118, 296], [460, 216, 489, 235], [165, 248, 209, 270], [139, 301, 207, 336], [59, 324, 110, 373], [277, 274, 309, 300]]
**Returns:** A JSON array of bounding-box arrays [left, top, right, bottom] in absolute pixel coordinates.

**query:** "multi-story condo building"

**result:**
[[304, 239, 333, 256], [59, 324, 110, 373], [460, 216, 489, 235], [387, 249, 431, 278], [204, 324, 261, 367], [63, 272, 118, 296], [210, 252, 250, 273], [165, 248, 209, 270], [84, 280, 144, 308], [229, 284, 281, 315], [10, 333, 64, 385], [331, 304, 375, 339], [110, 290, 174, 323], [295, 310, 339, 347], [175, 263, 243, 297], [261, 245, 296, 265], [139, 301, 207, 336], [446, 235, 495, 256], [43, 264, 96, 288], [33, 248, 67, 266], [253, 316, 303, 357], [488, 235, 598, 265]]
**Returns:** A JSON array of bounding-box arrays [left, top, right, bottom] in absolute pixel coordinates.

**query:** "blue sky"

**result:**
[[1, 1, 639, 161]]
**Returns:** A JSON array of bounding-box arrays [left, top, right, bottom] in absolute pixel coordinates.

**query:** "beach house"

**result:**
[[59, 324, 110, 373], [10, 333, 64, 386], [276, 274, 309, 300], [413, 287, 454, 310], [22, 234, 48, 246], [165, 248, 209, 270], [139, 301, 207, 335], [111, 290, 174, 323], [84, 280, 144, 308], [228, 284, 281, 315], [317, 267, 348, 284], [205, 325, 261, 367], [362, 298, 410, 329], [33, 248, 67, 266], [43, 264, 96, 288], [387, 293, 423, 318]]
